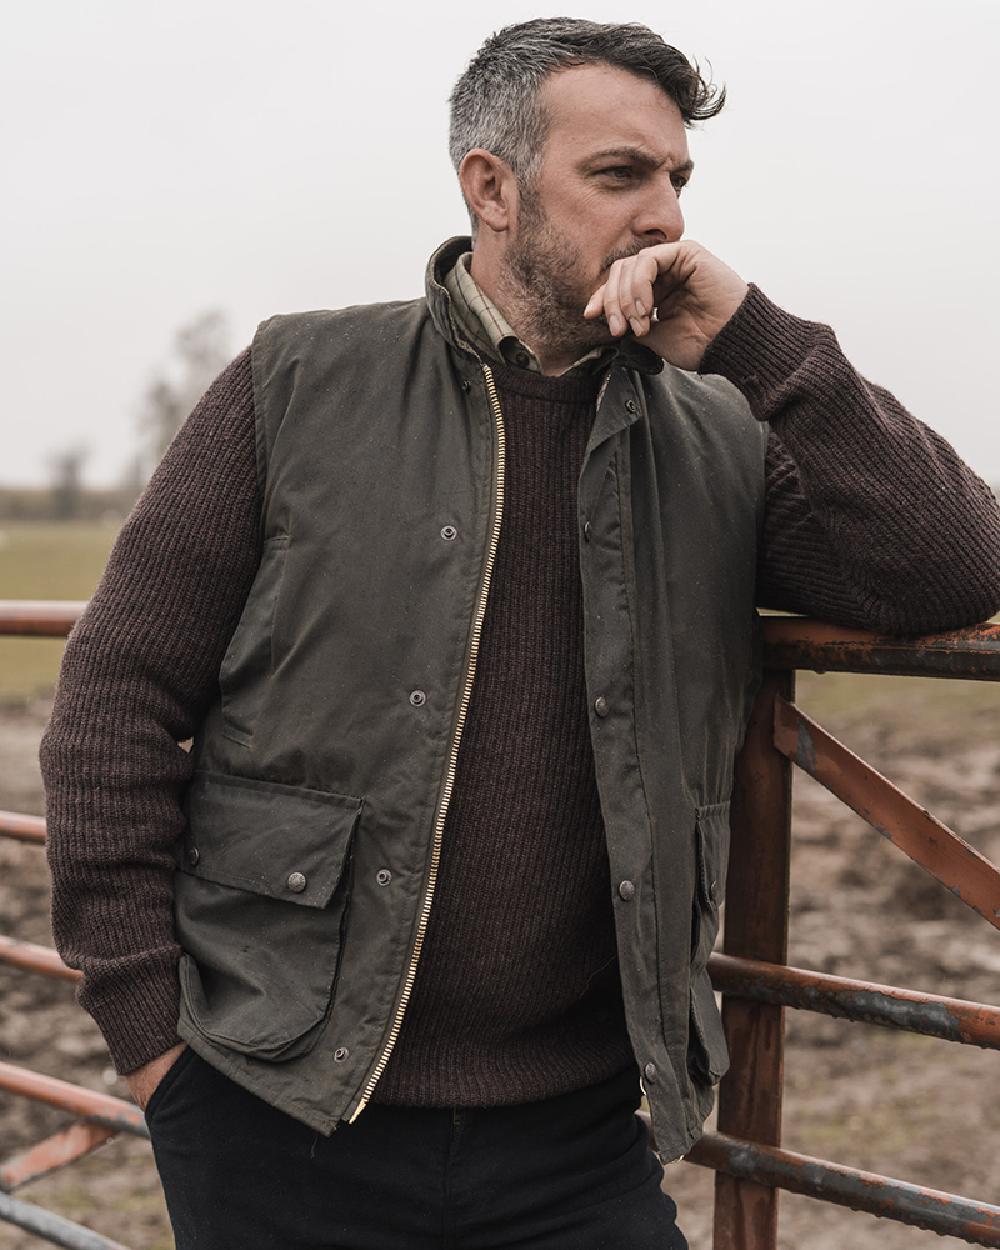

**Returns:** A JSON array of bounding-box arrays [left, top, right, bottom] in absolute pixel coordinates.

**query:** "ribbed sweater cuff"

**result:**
[[80, 959, 182, 1075], [697, 282, 827, 418]]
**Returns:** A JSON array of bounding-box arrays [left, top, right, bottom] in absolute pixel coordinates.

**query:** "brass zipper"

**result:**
[[348, 363, 506, 1121]]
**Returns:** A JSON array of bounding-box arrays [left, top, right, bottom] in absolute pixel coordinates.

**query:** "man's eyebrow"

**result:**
[[581, 147, 695, 177]]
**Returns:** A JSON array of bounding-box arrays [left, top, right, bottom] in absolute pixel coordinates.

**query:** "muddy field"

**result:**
[[1, 672, 998, 1249]]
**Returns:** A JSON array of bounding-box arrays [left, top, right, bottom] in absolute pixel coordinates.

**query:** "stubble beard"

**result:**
[[500, 188, 616, 362]]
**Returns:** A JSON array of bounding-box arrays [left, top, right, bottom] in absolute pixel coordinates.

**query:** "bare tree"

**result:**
[[47, 445, 89, 521], [137, 310, 230, 480]]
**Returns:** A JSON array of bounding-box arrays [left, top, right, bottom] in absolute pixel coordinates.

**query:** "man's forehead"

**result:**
[[539, 62, 690, 165]]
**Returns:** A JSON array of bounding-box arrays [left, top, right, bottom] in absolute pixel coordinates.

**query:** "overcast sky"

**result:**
[[3, 0, 998, 486]]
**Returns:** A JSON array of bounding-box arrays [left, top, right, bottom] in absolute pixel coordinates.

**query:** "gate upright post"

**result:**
[[712, 669, 794, 1249]]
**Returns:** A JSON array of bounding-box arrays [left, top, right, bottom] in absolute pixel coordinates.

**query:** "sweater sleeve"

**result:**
[[699, 284, 1000, 632], [38, 348, 261, 1074]]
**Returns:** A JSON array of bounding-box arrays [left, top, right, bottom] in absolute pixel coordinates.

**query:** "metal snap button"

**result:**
[[594, 695, 609, 718], [440, 525, 458, 541], [376, 869, 392, 887], [409, 689, 426, 706], [460, 379, 472, 393], [582, 519, 592, 543], [618, 880, 635, 901], [644, 1062, 657, 1081], [185, 846, 200, 867], [286, 871, 307, 893], [334, 1046, 350, 1062], [626, 398, 639, 414]]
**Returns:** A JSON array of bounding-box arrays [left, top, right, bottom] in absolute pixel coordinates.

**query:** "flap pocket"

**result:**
[[175, 771, 364, 1058], [181, 771, 363, 907]]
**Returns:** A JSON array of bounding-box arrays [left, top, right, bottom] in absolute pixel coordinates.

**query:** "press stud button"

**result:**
[[618, 880, 635, 901], [286, 871, 307, 893], [644, 1062, 657, 1081], [376, 869, 392, 886], [440, 525, 457, 541], [594, 695, 609, 718], [409, 690, 426, 706], [334, 1047, 350, 1062]]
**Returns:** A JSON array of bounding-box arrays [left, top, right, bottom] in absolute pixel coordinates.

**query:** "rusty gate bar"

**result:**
[[1, 1124, 117, 1192], [0, 593, 138, 1250], [772, 695, 1000, 928], [708, 952, 1000, 1048], [0, 602, 82, 637], [4, 601, 995, 671], [1, 809, 46, 844], [762, 618, 1000, 679], [3, 607, 1000, 1246], [712, 669, 794, 1249], [0, 1061, 148, 1138], [689, 1133, 1000, 1247], [0, 1193, 131, 1250], [0, 935, 80, 980]]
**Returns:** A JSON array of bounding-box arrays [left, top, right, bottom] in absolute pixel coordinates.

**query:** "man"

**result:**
[[40, 17, 1000, 1250]]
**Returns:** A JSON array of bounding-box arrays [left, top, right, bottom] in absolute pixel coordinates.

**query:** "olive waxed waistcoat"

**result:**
[[174, 236, 768, 1163]]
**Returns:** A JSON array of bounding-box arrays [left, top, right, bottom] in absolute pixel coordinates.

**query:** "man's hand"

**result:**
[[583, 241, 748, 371], [124, 1042, 188, 1111]]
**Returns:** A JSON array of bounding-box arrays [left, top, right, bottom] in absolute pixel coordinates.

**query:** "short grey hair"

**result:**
[[449, 18, 725, 229]]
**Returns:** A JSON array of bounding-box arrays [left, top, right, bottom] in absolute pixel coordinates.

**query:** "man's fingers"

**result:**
[[618, 250, 683, 338], [621, 255, 657, 337], [585, 244, 688, 331], [653, 284, 688, 323], [583, 283, 606, 319], [605, 260, 625, 336], [635, 254, 659, 328], [582, 283, 605, 320], [618, 260, 642, 336]]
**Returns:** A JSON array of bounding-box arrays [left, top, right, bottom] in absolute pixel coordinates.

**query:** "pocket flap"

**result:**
[[181, 771, 363, 909], [694, 800, 731, 909]]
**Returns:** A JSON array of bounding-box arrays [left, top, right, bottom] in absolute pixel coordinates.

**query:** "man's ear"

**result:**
[[459, 149, 515, 235]]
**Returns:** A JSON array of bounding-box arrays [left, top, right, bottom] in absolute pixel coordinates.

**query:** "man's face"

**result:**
[[504, 63, 692, 352]]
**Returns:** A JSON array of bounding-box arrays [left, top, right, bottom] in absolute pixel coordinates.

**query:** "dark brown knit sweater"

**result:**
[[39, 285, 1000, 1101], [374, 363, 631, 1105]]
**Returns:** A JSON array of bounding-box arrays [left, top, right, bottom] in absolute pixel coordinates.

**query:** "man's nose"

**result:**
[[634, 178, 685, 244]]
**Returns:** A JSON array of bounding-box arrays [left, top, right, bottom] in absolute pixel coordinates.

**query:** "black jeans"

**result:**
[[146, 1048, 689, 1250]]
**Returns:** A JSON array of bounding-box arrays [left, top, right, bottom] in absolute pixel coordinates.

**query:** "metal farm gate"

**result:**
[[1, 601, 999, 1248]]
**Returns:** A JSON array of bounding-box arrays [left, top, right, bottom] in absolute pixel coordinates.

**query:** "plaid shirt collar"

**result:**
[[443, 250, 615, 378]]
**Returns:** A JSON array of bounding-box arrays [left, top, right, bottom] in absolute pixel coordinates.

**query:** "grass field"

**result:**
[[0, 522, 119, 701]]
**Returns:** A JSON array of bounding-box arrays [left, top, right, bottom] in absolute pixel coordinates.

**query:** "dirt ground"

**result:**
[[1, 672, 998, 1249]]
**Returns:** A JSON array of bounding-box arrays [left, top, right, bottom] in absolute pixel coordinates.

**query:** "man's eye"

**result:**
[[671, 177, 688, 195], [598, 166, 635, 181]]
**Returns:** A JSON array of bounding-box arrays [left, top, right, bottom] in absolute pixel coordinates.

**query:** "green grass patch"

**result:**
[[794, 668, 1000, 731], [0, 522, 119, 701]]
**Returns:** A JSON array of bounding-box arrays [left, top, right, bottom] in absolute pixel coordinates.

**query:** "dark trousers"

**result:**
[[146, 1048, 689, 1250]]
